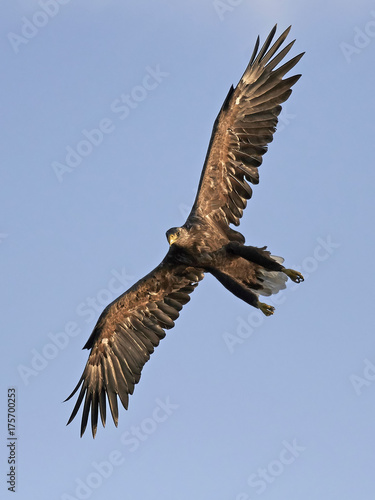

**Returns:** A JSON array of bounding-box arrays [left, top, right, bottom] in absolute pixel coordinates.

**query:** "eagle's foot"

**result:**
[[258, 302, 275, 316], [283, 268, 304, 283]]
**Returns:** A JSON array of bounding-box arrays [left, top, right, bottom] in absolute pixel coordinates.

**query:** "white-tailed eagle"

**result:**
[[66, 25, 304, 437]]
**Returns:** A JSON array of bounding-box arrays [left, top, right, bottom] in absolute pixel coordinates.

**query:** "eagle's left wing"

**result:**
[[187, 25, 303, 237], [66, 258, 204, 437]]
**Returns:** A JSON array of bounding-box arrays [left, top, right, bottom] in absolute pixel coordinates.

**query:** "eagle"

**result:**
[[66, 25, 304, 437]]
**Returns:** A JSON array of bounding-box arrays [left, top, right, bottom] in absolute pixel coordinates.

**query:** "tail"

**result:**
[[256, 255, 287, 296], [224, 243, 287, 297], [209, 251, 287, 309]]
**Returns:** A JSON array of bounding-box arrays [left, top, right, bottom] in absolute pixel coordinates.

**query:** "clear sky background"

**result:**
[[1, 1, 375, 499]]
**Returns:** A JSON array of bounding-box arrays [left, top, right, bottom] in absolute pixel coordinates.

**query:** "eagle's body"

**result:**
[[66, 25, 305, 437]]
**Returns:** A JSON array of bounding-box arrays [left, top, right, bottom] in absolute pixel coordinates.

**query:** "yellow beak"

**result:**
[[168, 233, 178, 246]]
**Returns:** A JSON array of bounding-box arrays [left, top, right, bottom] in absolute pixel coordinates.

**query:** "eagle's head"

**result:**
[[166, 226, 189, 246]]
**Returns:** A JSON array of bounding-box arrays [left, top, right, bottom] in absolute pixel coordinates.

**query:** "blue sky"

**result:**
[[1, 1, 375, 499]]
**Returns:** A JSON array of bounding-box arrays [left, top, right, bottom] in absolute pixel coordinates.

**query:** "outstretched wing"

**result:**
[[187, 25, 303, 234], [66, 257, 204, 437]]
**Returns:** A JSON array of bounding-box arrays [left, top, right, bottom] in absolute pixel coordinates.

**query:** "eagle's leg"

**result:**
[[226, 242, 284, 270], [226, 242, 304, 283], [258, 302, 275, 316], [208, 267, 274, 316]]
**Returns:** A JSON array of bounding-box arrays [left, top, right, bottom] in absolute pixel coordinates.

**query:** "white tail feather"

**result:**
[[253, 255, 287, 297]]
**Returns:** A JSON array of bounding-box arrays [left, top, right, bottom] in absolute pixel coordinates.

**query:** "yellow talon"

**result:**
[[283, 268, 304, 283], [258, 302, 275, 316]]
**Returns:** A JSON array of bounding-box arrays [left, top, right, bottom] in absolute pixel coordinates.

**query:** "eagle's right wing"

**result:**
[[66, 258, 204, 437]]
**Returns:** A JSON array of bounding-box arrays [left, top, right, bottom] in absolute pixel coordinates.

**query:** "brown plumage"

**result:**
[[66, 25, 305, 437]]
